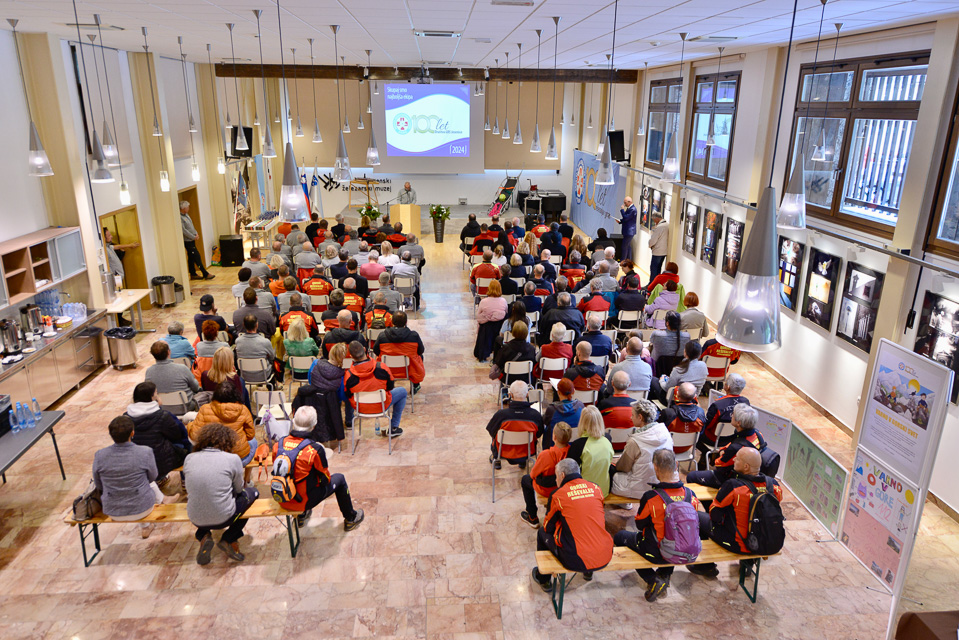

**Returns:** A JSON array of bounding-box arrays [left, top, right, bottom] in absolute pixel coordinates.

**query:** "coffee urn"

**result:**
[[0, 319, 22, 356]]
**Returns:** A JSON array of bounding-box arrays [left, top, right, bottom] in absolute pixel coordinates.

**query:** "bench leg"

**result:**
[[285, 515, 301, 558], [738, 558, 762, 603], [78, 522, 101, 567], [550, 573, 570, 619]]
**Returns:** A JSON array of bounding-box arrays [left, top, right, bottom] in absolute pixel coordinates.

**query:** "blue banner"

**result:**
[[570, 149, 627, 238]]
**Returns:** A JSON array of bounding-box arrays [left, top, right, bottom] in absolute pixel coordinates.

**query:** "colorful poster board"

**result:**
[[783, 426, 846, 536], [778, 237, 805, 311], [682, 203, 699, 255], [840, 449, 918, 591], [700, 209, 723, 267], [723, 218, 744, 278], [913, 291, 959, 403], [802, 249, 842, 330], [570, 149, 627, 238], [837, 263, 885, 352]]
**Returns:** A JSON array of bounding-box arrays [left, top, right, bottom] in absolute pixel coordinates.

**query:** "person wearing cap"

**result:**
[[194, 294, 229, 337]]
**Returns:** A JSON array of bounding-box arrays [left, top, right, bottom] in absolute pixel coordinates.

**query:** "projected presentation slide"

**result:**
[[384, 84, 471, 158]]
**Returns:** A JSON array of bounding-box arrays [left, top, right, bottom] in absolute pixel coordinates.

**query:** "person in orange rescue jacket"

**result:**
[[343, 341, 407, 437], [373, 311, 425, 394]]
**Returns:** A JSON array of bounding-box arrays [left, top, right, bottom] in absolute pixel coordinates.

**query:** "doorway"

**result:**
[[100, 205, 147, 291], [178, 186, 205, 266]]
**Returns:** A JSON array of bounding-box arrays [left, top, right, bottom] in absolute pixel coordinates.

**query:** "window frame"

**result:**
[[782, 51, 930, 237], [926, 83, 959, 259], [686, 71, 741, 190], [645, 77, 683, 171]]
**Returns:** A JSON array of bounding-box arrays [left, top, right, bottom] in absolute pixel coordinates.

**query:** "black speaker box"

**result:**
[[219, 235, 244, 267]]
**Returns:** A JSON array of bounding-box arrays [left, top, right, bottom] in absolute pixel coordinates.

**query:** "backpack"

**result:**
[[739, 478, 786, 555], [760, 446, 781, 477], [653, 487, 702, 564], [370, 310, 388, 330], [270, 437, 312, 503], [71, 478, 102, 521]]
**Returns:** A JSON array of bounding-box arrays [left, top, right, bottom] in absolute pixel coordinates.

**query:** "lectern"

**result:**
[[390, 204, 421, 237]]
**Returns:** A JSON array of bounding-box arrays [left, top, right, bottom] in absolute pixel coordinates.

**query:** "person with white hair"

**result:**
[[592, 260, 619, 292], [603, 246, 620, 280], [294, 241, 322, 270], [272, 406, 365, 530], [511, 216, 525, 240], [391, 250, 421, 309], [687, 403, 766, 488], [609, 399, 672, 500], [696, 373, 750, 469], [180, 200, 213, 280], [160, 320, 195, 361], [486, 380, 544, 470]]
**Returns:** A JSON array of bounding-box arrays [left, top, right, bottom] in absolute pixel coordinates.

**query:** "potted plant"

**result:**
[[357, 202, 381, 222], [429, 204, 451, 243]]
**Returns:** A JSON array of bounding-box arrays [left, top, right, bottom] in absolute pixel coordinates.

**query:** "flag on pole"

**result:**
[[309, 167, 324, 218], [300, 168, 311, 213]]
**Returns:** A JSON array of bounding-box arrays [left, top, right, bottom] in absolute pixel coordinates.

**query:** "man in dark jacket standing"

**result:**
[[615, 196, 638, 261]]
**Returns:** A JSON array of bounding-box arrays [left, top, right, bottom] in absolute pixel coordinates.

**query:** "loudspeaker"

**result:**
[[219, 235, 244, 267], [228, 127, 253, 158], [608, 130, 626, 162]]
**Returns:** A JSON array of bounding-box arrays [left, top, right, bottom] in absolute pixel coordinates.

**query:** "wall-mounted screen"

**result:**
[[802, 249, 841, 329], [837, 263, 885, 352]]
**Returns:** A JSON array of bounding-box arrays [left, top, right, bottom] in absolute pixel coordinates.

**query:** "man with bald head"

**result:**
[[528, 264, 554, 296], [366, 272, 404, 313], [562, 341, 607, 396], [295, 241, 322, 270], [687, 404, 767, 489], [606, 337, 652, 393], [322, 309, 367, 356], [659, 382, 705, 457], [266, 240, 293, 270], [538, 249, 557, 282]]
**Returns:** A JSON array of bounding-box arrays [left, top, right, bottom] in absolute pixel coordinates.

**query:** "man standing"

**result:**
[[398, 182, 417, 205], [648, 212, 669, 280], [180, 201, 213, 280], [616, 196, 637, 261]]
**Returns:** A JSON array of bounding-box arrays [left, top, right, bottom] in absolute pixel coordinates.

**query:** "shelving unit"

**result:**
[[0, 227, 84, 311]]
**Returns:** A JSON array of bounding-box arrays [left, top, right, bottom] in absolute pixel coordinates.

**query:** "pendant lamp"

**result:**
[[141, 28, 168, 190], [717, 0, 802, 353], [365, 50, 379, 165], [309, 39, 322, 143], [341, 57, 351, 134], [9, 20, 53, 176], [331, 25, 352, 183], [206, 44, 228, 172], [484, 75, 491, 131], [636, 62, 647, 137], [366, 50, 374, 117], [529, 31, 543, 152], [356, 73, 365, 130], [661, 33, 687, 182], [587, 84, 593, 129], [502, 52, 510, 140], [87, 34, 119, 164], [545, 16, 561, 160], [71, 3, 113, 183], [178, 38, 200, 183], [274, 4, 306, 220], [291, 48, 304, 137], [513, 42, 523, 145], [227, 24, 248, 151], [492, 58, 500, 135], [253, 11, 276, 157], [705, 48, 724, 147], [595, 0, 620, 186]]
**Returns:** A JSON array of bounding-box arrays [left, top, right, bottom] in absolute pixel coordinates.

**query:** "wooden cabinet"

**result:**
[[0, 227, 85, 309]]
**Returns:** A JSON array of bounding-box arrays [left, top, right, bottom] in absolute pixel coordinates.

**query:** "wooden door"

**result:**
[[178, 186, 205, 265], [100, 206, 147, 290]]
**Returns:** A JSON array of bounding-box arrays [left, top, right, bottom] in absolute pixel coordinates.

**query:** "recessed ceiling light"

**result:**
[[414, 30, 461, 38], [649, 41, 661, 47], [473, 37, 492, 44], [688, 35, 739, 43], [491, 0, 534, 6]]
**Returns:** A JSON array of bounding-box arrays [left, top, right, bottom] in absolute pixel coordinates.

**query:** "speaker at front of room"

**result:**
[[219, 235, 244, 267], [608, 130, 626, 162]]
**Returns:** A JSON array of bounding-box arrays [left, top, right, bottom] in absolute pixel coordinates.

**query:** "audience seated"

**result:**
[[475, 280, 508, 362], [317, 232, 339, 255], [330, 214, 346, 240], [646, 261, 680, 293], [470, 249, 502, 294], [320, 290, 361, 332], [378, 241, 401, 267], [508, 253, 528, 280], [659, 382, 705, 456], [460, 213, 482, 251], [576, 315, 615, 360], [242, 248, 272, 281], [280, 293, 319, 339], [687, 404, 765, 488], [609, 398, 671, 499], [510, 216, 525, 240], [701, 338, 742, 382], [560, 251, 587, 287], [391, 251, 421, 308], [680, 292, 708, 339], [234, 315, 277, 384], [528, 264, 555, 296], [612, 448, 715, 602], [269, 265, 290, 296], [645, 280, 680, 329], [232, 269, 252, 300], [284, 317, 319, 373], [538, 250, 558, 281], [398, 234, 426, 271], [606, 337, 652, 394], [486, 381, 544, 470], [305, 342, 351, 432], [187, 382, 257, 490], [541, 276, 568, 315], [494, 321, 536, 385], [597, 372, 635, 451], [184, 422, 260, 564], [538, 292, 584, 346], [519, 421, 573, 528], [530, 215, 549, 238], [342, 229, 362, 255], [339, 261, 369, 301], [290, 233, 310, 258], [161, 320, 195, 361], [698, 374, 750, 469], [494, 301, 531, 361], [330, 250, 351, 280], [278, 277, 309, 315], [365, 293, 394, 328], [145, 341, 200, 407], [248, 277, 279, 315], [366, 272, 403, 312], [562, 342, 607, 396], [321, 245, 340, 268], [360, 252, 387, 280], [341, 279, 367, 318], [344, 340, 406, 437], [294, 241, 322, 271], [565, 406, 614, 496], [373, 311, 424, 393], [534, 322, 573, 383], [498, 264, 519, 296], [648, 311, 690, 364], [200, 347, 248, 408], [125, 381, 190, 490], [617, 260, 641, 290], [649, 341, 708, 405], [266, 241, 293, 271], [323, 310, 368, 356], [577, 280, 612, 317], [197, 319, 230, 359], [542, 378, 584, 448], [194, 294, 229, 337], [521, 281, 542, 314]]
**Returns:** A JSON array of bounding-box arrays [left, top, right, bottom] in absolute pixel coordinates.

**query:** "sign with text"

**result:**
[[384, 84, 471, 158], [570, 149, 626, 238]]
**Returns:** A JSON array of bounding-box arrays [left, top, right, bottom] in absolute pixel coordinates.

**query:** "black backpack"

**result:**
[[739, 478, 785, 555], [760, 446, 781, 478]]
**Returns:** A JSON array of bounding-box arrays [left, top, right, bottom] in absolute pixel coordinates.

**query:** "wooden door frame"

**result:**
[[99, 205, 148, 290]]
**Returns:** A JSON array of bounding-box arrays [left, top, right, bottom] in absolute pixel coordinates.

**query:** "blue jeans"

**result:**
[[240, 437, 258, 466], [650, 254, 666, 280], [389, 387, 408, 429]]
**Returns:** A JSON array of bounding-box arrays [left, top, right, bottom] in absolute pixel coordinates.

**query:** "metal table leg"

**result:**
[[134, 301, 155, 334], [50, 429, 66, 480]]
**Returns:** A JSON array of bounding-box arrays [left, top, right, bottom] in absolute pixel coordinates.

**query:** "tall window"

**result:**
[[785, 53, 928, 234], [928, 86, 959, 258], [645, 78, 682, 169], [688, 71, 741, 189]]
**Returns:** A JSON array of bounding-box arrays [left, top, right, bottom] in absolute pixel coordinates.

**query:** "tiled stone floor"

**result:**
[[1, 233, 957, 640]]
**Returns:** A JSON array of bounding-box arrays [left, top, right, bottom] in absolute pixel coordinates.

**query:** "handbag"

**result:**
[[72, 478, 102, 521], [488, 363, 502, 380]]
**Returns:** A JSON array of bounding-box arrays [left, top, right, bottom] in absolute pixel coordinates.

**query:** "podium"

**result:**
[[390, 204, 421, 237]]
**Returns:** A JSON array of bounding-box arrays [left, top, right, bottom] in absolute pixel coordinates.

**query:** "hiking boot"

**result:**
[[520, 511, 540, 528], [582, 571, 593, 582], [217, 539, 245, 561], [296, 509, 313, 528], [687, 562, 719, 578], [489, 455, 501, 470], [345, 509, 365, 532], [387, 427, 403, 437], [196, 534, 215, 565], [412, 383, 421, 395], [531, 567, 553, 593], [644, 577, 667, 602]]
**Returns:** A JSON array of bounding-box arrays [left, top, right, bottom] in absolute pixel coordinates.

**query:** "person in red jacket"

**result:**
[[530, 214, 550, 239], [374, 311, 425, 393], [577, 279, 612, 319], [486, 381, 544, 469], [364, 294, 394, 329], [687, 404, 765, 488], [597, 371, 634, 451], [697, 373, 749, 469], [302, 266, 334, 313], [531, 458, 614, 591], [708, 447, 783, 556], [659, 382, 705, 455], [700, 339, 742, 379], [279, 293, 319, 339], [470, 249, 502, 293], [272, 407, 365, 530], [343, 341, 407, 437], [645, 261, 680, 293], [562, 341, 607, 397], [520, 422, 573, 527]]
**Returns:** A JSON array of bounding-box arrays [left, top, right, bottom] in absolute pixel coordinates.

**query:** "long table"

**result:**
[[0, 410, 66, 483]]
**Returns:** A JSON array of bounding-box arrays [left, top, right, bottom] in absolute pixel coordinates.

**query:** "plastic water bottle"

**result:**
[[22, 403, 34, 429], [31, 398, 41, 423], [16, 403, 27, 430], [374, 420, 381, 436], [8, 409, 19, 434]]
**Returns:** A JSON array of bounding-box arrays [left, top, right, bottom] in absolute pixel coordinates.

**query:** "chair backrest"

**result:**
[[355, 389, 388, 415], [618, 310, 643, 326], [394, 276, 416, 295], [527, 310, 540, 329], [671, 430, 699, 453], [464, 236, 475, 251], [539, 357, 568, 377], [501, 331, 514, 344], [548, 254, 563, 265], [173, 356, 192, 368], [496, 429, 534, 447], [311, 294, 330, 313], [235, 296, 242, 309], [586, 310, 608, 326], [588, 355, 609, 370], [714, 421, 737, 441], [470, 254, 483, 265], [158, 390, 189, 416], [366, 328, 385, 343], [367, 279, 381, 292], [572, 389, 598, 405], [501, 294, 516, 305], [600, 329, 617, 344], [217, 331, 230, 344], [605, 426, 637, 446], [626, 389, 648, 401], [534, 294, 547, 304], [381, 354, 410, 378], [289, 355, 316, 373], [703, 355, 731, 381], [503, 360, 534, 376], [650, 308, 669, 323], [341, 357, 354, 370], [561, 329, 575, 344], [252, 389, 287, 409], [476, 277, 493, 296], [511, 277, 525, 289], [527, 387, 545, 409], [237, 357, 271, 383]]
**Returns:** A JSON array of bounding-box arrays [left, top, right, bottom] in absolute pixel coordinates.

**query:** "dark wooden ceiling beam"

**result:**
[[214, 64, 637, 84]]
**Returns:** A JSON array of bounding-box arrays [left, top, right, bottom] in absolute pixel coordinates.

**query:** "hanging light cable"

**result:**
[[8, 20, 53, 177], [177, 38, 200, 181], [356, 68, 365, 130], [86, 34, 119, 167], [308, 38, 322, 143], [94, 15, 128, 200], [705, 47, 724, 147], [222, 72, 233, 130], [502, 51, 510, 139], [291, 47, 304, 137], [331, 25, 352, 183], [365, 50, 379, 165], [227, 24, 249, 151], [275, 0, 307, 221], [253, 10, 276, 158], [484, 69, 491, 131], [529, 31, 543, 152], [206, 44, 227, 173], [545, 17, 561, 160], [141, 27, 168, 190], [598, 53, 611, 154], [716, 0, 802, 354], [341, 56, 352, 133], [71, 0, 112, 183], [595, 0, 620, 186], [779, 0, 829, 230], [492, 58, 500, 135], [513, 42, 523, 145], [812, 21, 842, 162], [366, 50, 373, 114], [636, 62, 647, 137], [587, 81, 593, 129], [660, 32, 687, 182]]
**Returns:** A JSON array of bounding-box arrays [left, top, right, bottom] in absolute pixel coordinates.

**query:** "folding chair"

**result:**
[[342, 357, 354, 370], [462, 236, 475, 269], [561, 329, 575, 344], [237, 357, 273, 395], [528, 387, 545, 413], [511, 277, 525, 290], [708, 422, 738, 461], [235, 296, 242, 309], [287, 356, 316, 396], [469, 254, 484, 266], [157, 390, 190, 418], [474, 278, 493, 317], [605, 426, 638, 451], [647, 308, 669, 327], [538, 357, 568, 390], [499, 360, 534, 406], [173, 357, 193, 369], [394, 276, 418, 315], [548, 254, 563, 266], [626, 389, 649, 402], [672, 431, 699, 472], [367, 279, 381, 293], [586, 310, 609, 328], [501, 294, 516, 305], [252, 389, 293, 424], [311, 295, 331, 314], [492, 429, 536, 502], [366, 328, 385, 346], [703, 355, 732, 391], [351, 389, 395, 455], [381, 354, 416, 414], [217, 331, 230, 344], [527, 311, 540, 333], [617, 310, 643, 341], [572, 389, 598, 405], [588, 355, 609, 373]]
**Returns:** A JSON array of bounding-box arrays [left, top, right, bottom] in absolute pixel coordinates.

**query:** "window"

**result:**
[[645, 78, 683, 169], [687, 72, 741, 189], [784, 53, 929, 234], [928, 84, 959, 257]]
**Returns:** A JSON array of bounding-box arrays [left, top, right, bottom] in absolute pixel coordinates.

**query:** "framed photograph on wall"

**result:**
[[723, 218, 744, 278], [663, 192, 673, 221], [779, 236, 805, 311], [682, 203, 699, 255], [914, 291, 959, 403], [700, 209, 724, 267], [640, 186, 651, 228], [836, 263, 885, 352], [802, 249, 842, 330], [651, 189, 662, 219]]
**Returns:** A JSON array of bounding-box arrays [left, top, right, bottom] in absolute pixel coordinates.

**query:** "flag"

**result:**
[[300, 170, 311, 213], [309, 168, 324, 218], [237, 173, 248, 208]]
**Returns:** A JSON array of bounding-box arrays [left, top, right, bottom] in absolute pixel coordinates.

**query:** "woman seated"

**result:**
[[187, 382, 257, 475], [494, 321, 537, 385], [645, 280, 681, 329], [496, 231, 515, 257], [126, 380, 191, 488], [649, 340, 709, 405], [609, 399, 672, 499], [284, 316, 319, 373], [565, 406, 615, 497], [492, 245, 508, 267], [196, 319, 230, 359], [509, 253, 528, 280], [201, 347, 250, 409], [357, 215, 372, 239], [618, 259, 640, 290], [474, 279, 508, 363], [648, 311, 691, 365], [679, 292, 708, 340], [296, 342, 349, 445], [493, 300, 531, 360], [378, 241, 401, 267], [534, 322, 574, 382], [646, 261, 680, 293], [321, 244, 340, 268]]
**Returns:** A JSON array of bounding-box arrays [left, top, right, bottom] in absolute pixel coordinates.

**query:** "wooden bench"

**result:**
[[605, 485, 718, 505], [536, 541, 778, 619], [64, 498, 301, 567]]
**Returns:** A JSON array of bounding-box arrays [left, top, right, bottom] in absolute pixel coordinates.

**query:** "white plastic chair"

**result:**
[[237, 357, 273, 389], [548, 254, 563, 266], [499, 360, 534, 406], [394, 276, 418, 315], [538, 357, 568, 387], [605, 426, 638, 451], [626, 389, 649, 402], [158, 390, 190, 417], [351, 389, 395, 455], [671, 431, 699, 472], [510, 277, 525, 290], [561, 329, 575, 344], [311, 294, 331, 314], [366, 328, 385, 346], [527, 311, 540, 332], [492, 429, 536, 502], [703, 355, 731, 389], [586, 310, 609, 328], [707, 421, 738, 465], [462, 236, 474, 269], [381, 354, 415, 414], [252, 389, 292, 423], [588, 355, 609, 372], [572, 389, 598, 405], [501, 294, 515, 305], [287, 356, 316, 396], [173, 356, 193, 369], [474, 277, 493, 316], [647, 308, 669, 327]]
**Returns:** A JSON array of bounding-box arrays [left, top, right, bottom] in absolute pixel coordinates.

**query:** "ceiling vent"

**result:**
[[473, 37, 492, 44], [414, 30, 461, 38], [65, 22, 124, 31], [688, 35, 739, 43], [492, 0, 534, 6]]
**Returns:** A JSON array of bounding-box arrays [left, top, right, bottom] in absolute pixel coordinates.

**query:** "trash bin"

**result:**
[[174, 283, 184, 306], [104, 326, 138, 370], [152, 275, 176, 308]]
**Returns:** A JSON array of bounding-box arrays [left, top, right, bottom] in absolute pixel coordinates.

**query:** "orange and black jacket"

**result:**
[[660, 401, 705, 454], [596, 394, 634, 451], [302, 276, 334, 309], [702, 394, 750, 443], [343, 292, 366, 316], [485, 400, 543, 460], [713, 429, 767, 483], [386, 233, 407, 246], [634, 481, 704, 550], [561, 265, 587, 287], [321, 328, 367, 356], [563, 361, 606, 395], [320, 305, 360, 331], [543, 473, 614, 572], [701, 339, 742, 375], [344, 358, 394, 412], [272, 435, 332, 511], [279, 307, 319, 339], [530, 444, 569, 498], [365, 306, 394, 329], [374, 327, 426, 384], [709, 473, 783, 553], [531, 224, 550, 238], [577, 292, 611, 316]]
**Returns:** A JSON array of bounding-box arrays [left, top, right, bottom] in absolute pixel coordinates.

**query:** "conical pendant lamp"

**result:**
[[279, 143, 309, 222], [253, 11, 277, 157], [513, 43, 523, 145], [331, 26, 352, 182], [9, 20, 53, 177]]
